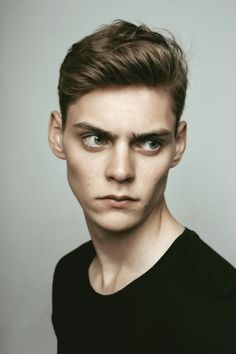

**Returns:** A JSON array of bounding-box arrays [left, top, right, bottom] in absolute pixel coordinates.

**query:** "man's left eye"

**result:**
[[140, 140, 161, 151]]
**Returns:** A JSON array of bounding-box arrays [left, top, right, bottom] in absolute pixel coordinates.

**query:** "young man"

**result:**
[[48, 20, 236, 354]]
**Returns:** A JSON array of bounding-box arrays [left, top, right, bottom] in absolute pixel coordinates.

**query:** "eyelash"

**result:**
[[81, 134, 108, 150], [81, 134, 163, 153], [136, 139, 162, 152]]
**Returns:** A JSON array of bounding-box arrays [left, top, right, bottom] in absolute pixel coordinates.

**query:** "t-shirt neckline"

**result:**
[[85, 227, 190, 299]]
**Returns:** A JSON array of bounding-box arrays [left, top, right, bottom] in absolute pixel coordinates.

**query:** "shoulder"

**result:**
[[53, 240, 95, 281], [182, 290, 236, 353], [180, 228, 236, 353], [184, 228, 236, 296]]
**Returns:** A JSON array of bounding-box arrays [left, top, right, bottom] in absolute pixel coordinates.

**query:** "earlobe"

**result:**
[[170, 121, 187, 168], [48, 111, 66, 160]]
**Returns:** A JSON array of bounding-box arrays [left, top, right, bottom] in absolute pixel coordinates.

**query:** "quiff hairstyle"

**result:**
[[58, 19, 188, 133]]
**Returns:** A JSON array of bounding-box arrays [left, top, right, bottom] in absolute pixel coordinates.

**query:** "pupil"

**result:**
[[149, 141, 158, 148], [95, 136, 103, 144]]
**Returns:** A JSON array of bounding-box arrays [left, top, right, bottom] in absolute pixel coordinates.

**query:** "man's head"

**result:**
[[58, 19, 188, 134], [48, 20, 188, 234]]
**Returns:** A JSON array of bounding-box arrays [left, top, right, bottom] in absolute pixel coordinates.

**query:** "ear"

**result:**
[[48, 111, 66, 160], [170, 121, 187, 168]]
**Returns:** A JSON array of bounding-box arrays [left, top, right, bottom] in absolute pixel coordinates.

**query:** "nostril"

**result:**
[[107, 172, 134, 183], [106, 165, 135, 182], [105, 148, 135, 182]]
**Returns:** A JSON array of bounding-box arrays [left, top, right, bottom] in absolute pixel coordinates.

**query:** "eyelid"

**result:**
[[80, 132, 163, 153], [132, 134, 163, 143], [81, 131, 110, 141], [134, 138, 163, 152], [80, 133, 108, 150], [133, 137, 163, 145]]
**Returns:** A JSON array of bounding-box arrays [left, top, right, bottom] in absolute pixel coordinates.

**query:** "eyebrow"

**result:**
[[73, 122, 172, 141], [73, 122, 114, 139]]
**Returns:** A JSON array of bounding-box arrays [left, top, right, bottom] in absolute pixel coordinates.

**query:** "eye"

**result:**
[[138, 139, 162, 152], [82, 134, 106, 147]]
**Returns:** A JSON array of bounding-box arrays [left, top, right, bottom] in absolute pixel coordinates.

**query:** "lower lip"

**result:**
[[101, 198, 136, 208]]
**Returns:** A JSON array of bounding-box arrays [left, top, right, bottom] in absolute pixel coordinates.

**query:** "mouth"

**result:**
[[97, 195, 138, 208], [100, 195, 138, 201]]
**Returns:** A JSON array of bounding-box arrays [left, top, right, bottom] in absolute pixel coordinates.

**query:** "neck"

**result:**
[[85, 197, 184, 294]]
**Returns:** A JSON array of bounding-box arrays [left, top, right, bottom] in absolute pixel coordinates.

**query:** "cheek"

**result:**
[[142, 172, 169, 212], [140, 158, 171, 198], [147, 172, 169, 196], [66, 154, 107, 203], [142, 156, 171, 184], [66, 156, 93, 193]]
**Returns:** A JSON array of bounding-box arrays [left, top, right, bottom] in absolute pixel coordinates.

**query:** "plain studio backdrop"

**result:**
[[0, 0, 235, 353]]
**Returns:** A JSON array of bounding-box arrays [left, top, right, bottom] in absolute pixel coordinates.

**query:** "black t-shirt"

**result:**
[[52, 228, 236, 354]]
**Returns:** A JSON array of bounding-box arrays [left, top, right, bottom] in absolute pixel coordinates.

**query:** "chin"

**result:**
[[85, 211, 142, 234]]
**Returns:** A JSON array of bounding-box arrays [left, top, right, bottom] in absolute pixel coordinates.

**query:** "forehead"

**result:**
[[66, 86, 176, 133]]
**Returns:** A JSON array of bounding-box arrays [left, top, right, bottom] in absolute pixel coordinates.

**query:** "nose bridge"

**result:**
[[105, 140, 135, 182]]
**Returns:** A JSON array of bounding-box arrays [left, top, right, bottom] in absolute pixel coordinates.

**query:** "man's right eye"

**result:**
[[82, 134, 106, 147]]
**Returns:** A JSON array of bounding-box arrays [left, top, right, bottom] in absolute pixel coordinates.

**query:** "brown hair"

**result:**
[[58, 19, 188, 132]]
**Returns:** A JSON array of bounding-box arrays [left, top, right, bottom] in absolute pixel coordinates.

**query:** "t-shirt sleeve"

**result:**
[[51, 241, 93, 339], [51, 255, 70, 338], [181, 294, 236, 354]]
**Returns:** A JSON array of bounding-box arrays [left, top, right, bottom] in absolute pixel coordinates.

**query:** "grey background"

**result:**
[[0, 0, 235, 353]]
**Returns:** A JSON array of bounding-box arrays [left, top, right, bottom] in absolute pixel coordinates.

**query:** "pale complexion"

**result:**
[[48, 86, 187, 295]]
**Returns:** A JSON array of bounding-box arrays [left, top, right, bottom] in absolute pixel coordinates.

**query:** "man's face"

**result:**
[[50, 86, 186, 233]]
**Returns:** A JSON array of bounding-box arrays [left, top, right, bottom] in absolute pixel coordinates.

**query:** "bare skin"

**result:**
[[48, 86, 187, 295], [87, 200, 184, 295]]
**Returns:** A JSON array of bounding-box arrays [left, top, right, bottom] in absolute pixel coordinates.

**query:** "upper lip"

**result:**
[[100, 195, 138, 201]]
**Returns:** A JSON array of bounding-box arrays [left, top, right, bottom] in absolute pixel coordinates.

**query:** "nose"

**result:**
[[105, 143, 135, 183]]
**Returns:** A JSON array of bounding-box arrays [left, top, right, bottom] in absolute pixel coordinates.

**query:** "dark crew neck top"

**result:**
[[52, 227, 236, 354]]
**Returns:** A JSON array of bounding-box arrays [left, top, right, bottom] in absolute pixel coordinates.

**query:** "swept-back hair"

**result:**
[[58, 19, 188, 131]]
